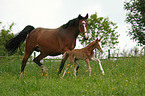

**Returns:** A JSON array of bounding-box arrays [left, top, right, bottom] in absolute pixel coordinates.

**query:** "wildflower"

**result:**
[[67, 64, 71, 66], [71, 65, 73, 68], [126, 83, 127, 86], [85, 89, 87, 91], [112, 88, 115, 89]]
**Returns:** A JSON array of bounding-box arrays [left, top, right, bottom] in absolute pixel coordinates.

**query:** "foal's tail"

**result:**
[[5, 25, 35, 55]]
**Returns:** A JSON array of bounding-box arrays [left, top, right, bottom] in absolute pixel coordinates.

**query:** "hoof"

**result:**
[[41, 65, 46, 73], [19, 72, 23, 79]]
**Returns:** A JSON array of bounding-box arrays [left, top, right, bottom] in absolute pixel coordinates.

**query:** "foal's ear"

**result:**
[[98, 38, 102, 41], [96, 38, 99, 42], [85, 13, 88, 19], [96, 38, 101, 42]]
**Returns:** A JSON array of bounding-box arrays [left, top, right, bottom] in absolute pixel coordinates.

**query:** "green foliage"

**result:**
[[0, 56, 144, 95], [79, 13, 120, 50], [0, 22, 25, 56], [0, 22, 14, 56], [124, 0, 145, 46]]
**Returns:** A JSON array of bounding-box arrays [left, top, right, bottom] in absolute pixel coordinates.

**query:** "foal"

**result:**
[[61, 38, 105, 78]]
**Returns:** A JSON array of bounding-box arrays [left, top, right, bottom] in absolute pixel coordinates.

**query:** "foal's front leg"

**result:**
[[85, 59, 91, 76], [91, 57, 105, 75]]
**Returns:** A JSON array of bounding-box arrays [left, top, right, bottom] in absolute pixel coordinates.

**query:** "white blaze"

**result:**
[[82, 21, 88, 39]]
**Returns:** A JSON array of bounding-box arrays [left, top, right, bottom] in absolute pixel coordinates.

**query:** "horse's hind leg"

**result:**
[[20, 48, 34, 78], [33, 53, 47, 74]]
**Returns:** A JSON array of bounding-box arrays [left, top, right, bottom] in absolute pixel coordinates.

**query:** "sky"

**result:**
[[0, 0, 140, 53]]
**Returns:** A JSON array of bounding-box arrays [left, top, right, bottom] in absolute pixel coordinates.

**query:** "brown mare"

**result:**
[[5, 14, 89, 77], [61, 38, 105, 78]]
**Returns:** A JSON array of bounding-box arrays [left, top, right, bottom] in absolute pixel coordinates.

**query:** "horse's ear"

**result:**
[[96, 38, 98, 42], [78, 14, 82, 19], [85, 13, 88, 19], [96, 38, 101, 42]]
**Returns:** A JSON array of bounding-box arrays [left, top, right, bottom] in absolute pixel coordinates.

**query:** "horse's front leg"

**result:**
[[85, 59, 91, 76], [33, 53, 47, 75], [58, 50, 69, 75], [91, 57, 105, 75]]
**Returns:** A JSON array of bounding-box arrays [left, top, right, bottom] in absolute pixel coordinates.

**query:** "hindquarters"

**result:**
[[68, 52, 75, 64]]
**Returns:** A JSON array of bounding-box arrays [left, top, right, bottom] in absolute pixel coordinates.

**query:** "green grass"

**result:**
[[0, 56, 145, 96]]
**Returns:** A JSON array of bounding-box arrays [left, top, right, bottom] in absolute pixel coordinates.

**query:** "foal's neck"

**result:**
[[85, 41, 96, 52]]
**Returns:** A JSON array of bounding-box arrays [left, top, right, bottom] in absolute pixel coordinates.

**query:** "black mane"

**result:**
[[61, 18, 79, 29]]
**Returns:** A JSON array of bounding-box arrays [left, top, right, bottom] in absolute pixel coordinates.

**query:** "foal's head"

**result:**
[[94, 38, 103, 53]]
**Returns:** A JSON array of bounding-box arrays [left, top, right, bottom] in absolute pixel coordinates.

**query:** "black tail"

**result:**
[[5, 25, 35, 55]]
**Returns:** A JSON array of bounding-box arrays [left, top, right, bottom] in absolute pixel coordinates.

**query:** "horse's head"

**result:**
[[78, 14, 89, 40], [95, 38, 103, 53]]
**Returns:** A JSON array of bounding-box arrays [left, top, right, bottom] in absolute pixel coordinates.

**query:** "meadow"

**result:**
[[0, 56, 145, 96]]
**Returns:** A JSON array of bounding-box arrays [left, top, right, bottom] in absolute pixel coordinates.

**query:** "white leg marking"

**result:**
[[61, 64, 71, 78], [91, 57, 105, 75], [74, 60, 79, 77]]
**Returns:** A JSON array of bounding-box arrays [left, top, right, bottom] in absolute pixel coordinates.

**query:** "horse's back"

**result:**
[[26, 27, 61, 55]]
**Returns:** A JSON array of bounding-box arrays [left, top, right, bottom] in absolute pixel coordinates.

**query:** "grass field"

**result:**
[[0, 56, 145, 96]]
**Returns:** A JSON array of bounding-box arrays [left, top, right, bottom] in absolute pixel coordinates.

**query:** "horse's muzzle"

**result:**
[[84, 36, 88, 40]]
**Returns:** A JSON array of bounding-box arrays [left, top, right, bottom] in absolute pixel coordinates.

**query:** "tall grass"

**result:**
[[0, 56, 144, 96]]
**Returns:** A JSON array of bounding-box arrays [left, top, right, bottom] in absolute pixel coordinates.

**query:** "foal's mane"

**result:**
[[61, 18, 79, 29], [85, 40, 96, 49]]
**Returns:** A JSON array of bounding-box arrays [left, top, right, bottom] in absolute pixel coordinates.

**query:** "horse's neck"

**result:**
[[65, 26, 80, 38]]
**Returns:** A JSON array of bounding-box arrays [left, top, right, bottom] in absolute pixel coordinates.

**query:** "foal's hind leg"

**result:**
[[74, 60, 79, 77], [33, 52, 47, 74], [85, 59, 91, 76]]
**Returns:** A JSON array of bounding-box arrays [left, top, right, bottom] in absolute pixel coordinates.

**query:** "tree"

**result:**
[[78, 13, 120, 57], [124, 0, 145, 46], [0, 22, 14, 56], [0, 22, 25, 56]]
